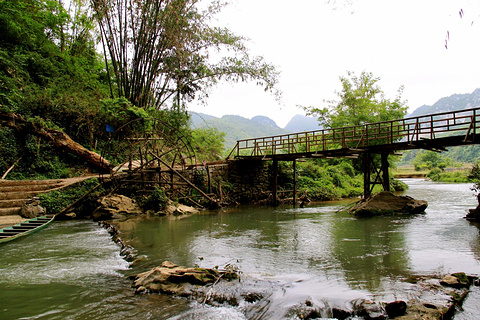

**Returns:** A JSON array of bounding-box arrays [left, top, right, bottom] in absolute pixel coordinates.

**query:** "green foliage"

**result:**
[[0, 130, 92, 180], [390, 178, 408, 191], [191, 127, 225, 161], [413, 150, 451, 171], [304, 71, 407, 130], [0, 127, 21, 174], [468, 163, 480, 193], [426, 168, 442, 181], [92, 0, 280, 110], [38, 178, 100, 214], [99, 98, 156, 129], [139, 187, 169, 212], [0, 0, 111, 149], [295, 160, 363, 200]]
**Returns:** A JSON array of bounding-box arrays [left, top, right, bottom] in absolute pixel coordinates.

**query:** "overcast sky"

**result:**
[[189, 0, 480, 127]]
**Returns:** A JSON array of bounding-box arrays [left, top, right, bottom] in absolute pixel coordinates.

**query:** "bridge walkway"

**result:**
[[227, 107, 480, 200]]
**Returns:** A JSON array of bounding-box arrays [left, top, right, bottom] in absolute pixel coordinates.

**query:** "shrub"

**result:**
[[140, 186, 169, 212], [38, 178, 100, 214]]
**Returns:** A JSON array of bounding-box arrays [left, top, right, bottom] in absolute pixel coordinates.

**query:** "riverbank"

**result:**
[[0, 215, 26, 229]]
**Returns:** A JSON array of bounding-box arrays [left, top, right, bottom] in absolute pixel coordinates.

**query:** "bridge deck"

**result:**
[[228, 107, 480, 160]]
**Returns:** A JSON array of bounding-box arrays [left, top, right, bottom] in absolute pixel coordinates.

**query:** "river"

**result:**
[[1, 179, 479, 319]]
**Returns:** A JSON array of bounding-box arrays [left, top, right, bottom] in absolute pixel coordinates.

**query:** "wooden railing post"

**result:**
[[430, 115, 434, 139], [474, 109, 477, 142], [363, 152, 371, 198], [272, 159, 278, 206]]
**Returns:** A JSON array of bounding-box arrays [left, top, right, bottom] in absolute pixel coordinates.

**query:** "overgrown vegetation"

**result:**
[[38, 178, 102, 215], [399, 150, 472, 183], [272, 159, 407, 202], [0, 0, 276, 179], [139, 186, 170, 212], [1, 2, 411, 205]]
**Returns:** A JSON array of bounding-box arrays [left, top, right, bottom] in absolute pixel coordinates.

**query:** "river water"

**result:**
[[1, 179, 479, 319]]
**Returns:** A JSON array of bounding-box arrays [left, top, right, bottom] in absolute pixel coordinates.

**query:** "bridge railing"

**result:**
[[227, 107, 480, 158]]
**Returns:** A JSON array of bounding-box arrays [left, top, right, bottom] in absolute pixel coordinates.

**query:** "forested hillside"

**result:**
[[400, 88, 480, 165], [408, 88, 480, 117], [0, 0, 112, 178]]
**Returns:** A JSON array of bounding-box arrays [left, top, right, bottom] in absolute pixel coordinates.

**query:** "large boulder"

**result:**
[[349, 191, 428, 217], [164, 201, 199, 215], [466, 206, 480, 221], [92, 194, 143, 220], [133, 261, 239, 296], [20, 197, 46, 218]]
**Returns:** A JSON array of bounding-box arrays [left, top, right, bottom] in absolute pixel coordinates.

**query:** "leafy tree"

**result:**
[[91, 0, 280, 110], [413, 150, 451, 171], [0, 0, 114, 177], [468, 163, 480, 194], [191, 127, 225, 162], [305, 71, 407, 130]]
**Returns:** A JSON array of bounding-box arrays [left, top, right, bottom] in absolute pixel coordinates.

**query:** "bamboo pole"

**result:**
[[149, 152, 216, 203]]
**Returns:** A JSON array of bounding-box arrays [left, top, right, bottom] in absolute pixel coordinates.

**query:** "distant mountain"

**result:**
[[402, 88, 480, 164], [189, 113, 288, 150], [284, 114, 320, 132], [408, 88, 480, 117], [251, 115, 278, 128], [189, 112, 320, 150], [189, 112, 218, 128]]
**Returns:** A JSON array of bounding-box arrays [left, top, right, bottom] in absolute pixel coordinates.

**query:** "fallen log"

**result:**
[[0, 112, 112, 172]]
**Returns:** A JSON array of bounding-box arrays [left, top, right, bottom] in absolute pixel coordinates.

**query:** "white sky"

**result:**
[[189, 0, 480, 127]]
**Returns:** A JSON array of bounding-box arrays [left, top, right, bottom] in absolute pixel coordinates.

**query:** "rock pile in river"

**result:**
[[133, 261, 239, 296], [349, 191, 428, 217]]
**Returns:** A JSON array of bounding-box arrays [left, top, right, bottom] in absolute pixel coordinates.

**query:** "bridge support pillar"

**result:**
[[363, 152, 390, 199], [272, 159, 279, 206], [363, 153, 371, 198], [381, 153, 390, 192], [293, 159, 297, 207]]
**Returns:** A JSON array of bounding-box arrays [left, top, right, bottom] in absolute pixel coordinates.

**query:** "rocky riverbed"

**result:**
[[130, 260, 478, 320]]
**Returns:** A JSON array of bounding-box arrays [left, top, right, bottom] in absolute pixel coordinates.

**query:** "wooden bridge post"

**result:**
[[363, 152, 371, 198], [381, 153, 390, 192], [272, 159, 279, 206], [293, 159, 297, 207]]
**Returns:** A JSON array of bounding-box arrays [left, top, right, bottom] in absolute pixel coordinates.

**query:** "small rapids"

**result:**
[[0, 179, 479, 319]]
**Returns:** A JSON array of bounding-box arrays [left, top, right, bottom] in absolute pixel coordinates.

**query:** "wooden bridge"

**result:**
[[227, 107, 480, 201]]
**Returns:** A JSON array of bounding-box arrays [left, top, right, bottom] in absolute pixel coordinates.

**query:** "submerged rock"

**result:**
[[385, 300, 407, 318], [349, 191, 428, 217], [133, 261, 239, 296]]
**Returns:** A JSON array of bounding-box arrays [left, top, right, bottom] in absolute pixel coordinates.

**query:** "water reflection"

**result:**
[[330, 214, 415, 292]]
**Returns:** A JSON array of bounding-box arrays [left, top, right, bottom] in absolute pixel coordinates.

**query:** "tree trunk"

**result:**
[[0, 112, 112, 173]]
